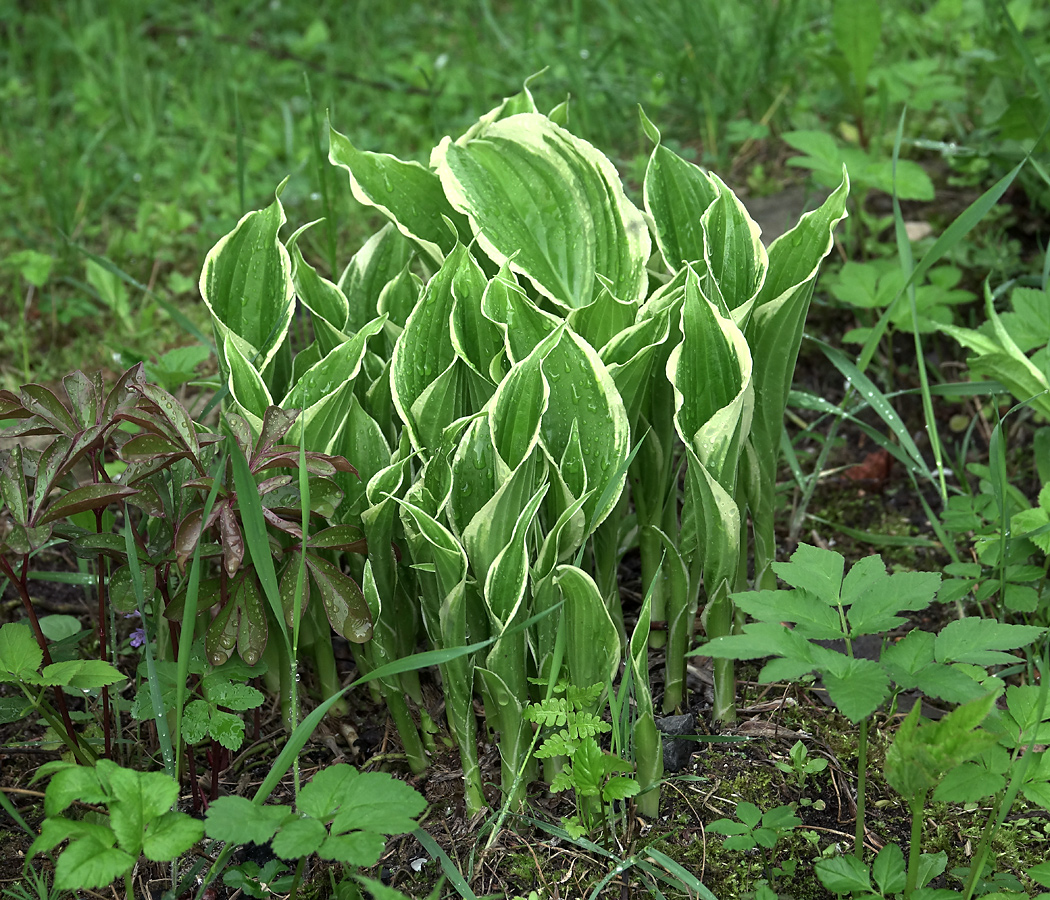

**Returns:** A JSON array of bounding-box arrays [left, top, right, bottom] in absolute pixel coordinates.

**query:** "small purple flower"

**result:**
[[129, 628, 146, 649]]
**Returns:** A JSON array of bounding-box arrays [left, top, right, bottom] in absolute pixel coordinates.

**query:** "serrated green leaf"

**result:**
[[872, 842, 906, 895], [205, 796, 290, 845], [822, 656, 891, 722], [328, 771, 426, 836], [932, 761, 1005, 803], [271, 815, 328, 859], [142, 810, 205, 862], [297, 764, 361, 821], [209, 709, 246, 750], [318, 830, 387, 866], [935, 618, 1045, 666], [53, 835, 134, 891], [0, 622, 43, 681], [38, 659, 125, 690], [815, 854, 873, 895]]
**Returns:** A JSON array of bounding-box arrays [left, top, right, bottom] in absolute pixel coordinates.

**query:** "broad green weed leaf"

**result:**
[[328, 771, 427, 835], [872, 843, 906, 896], [297, 764, 361, 820], [822, 656, 891, 723], [38, 659, 124, 690], [732, 589, 843, 640], [771, 543, 844, 606], [42, 763, 106, 816], [845, 563, 941, 636], [271, 815, 327, 859], [205, 796, 290, 845], [102, 762, 178, 856], [200, 187, 294, 374], [932, 761, 1005, 803], [832, 0, 881, 95], [53, 835, 134, 891], [329, 125, 469, 265], [434, 113, 650, 309], [935, 619, 1045, 666], [319, 830, 387, 866], [0, 622, 43, 681], [815, 853, 873, 895], [141, 810, 204, 862]]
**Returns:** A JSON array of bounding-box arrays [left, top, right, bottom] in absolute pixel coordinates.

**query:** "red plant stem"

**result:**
[[0, 553, 84, 759], [94, 504, 112, 759]]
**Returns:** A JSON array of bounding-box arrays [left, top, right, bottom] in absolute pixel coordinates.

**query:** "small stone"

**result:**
[[656, 712, 697, 773]]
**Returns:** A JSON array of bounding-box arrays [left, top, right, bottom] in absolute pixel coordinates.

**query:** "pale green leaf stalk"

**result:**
[[743, 174, 850, 590], [397, 496, 487, 814], [668, 267, 754, 721], [630, 591, 662, 818]]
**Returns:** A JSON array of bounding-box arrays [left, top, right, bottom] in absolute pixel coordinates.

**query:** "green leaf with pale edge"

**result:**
[[199, 188, 294, 374], [434, 113, 650, 309], [329, 125, 469, 265], [641, 109, 719, 271]]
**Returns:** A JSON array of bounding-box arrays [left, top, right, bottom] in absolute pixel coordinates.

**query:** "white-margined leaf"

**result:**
[[555, 564, 621, 700], [567, 281, 638, 352], [329, 125, 470, 266], [222, 334, 273, 435], [337, 223, 416, 335], [641, 110, 719, 273], [479, 261, 560, 366], [200, 185, 294, 376], [434, 113, 650, 310], [391, 243, 488, 452], [282, 316, 387, 451], [701, 173, 767, 317], [287, 221, 350, 355]]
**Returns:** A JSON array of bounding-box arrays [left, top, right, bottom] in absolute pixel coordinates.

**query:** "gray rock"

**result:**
[[656, 712, 697, 773]]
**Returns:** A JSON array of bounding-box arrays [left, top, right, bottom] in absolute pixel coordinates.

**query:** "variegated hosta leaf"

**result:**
[[455, 77, 540, 145], [555, 564, 621, 702], [376, 262, 424, 334], [600, 306, 673, 427], [567, 282, 637, 352], [287, 222, 350, 355], [328, 396, 392, 521], [681, 444, 741, 594], [222, 334, 273, 436], [281, 316, 386, 451], [448, 416, 499, 538], [461, 447, 546, 591], [701, 173, 767, 319], [746, 173, 849, 465], [479, 262, 560, 366], [200, 186, 294, 377], [640, 109, 719, 272], [536, 327, 630, 532], [667, 267, 753, 487], [434, 113, 650, 310], [489, 328, 559, 477], [391, 244, 491, 453], [338, 223, 417, 335], [329, 124, 470, 266]]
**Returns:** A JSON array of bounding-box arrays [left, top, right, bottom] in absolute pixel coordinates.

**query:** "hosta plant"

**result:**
[[197, 79, 848, 812]]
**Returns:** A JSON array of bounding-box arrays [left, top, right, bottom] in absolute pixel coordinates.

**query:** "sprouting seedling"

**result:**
[[707, 801, 802, 897], [775, 739, 828, 803]]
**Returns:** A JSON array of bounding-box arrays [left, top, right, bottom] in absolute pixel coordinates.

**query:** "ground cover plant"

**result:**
[[3, 1, 1050, 898]]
